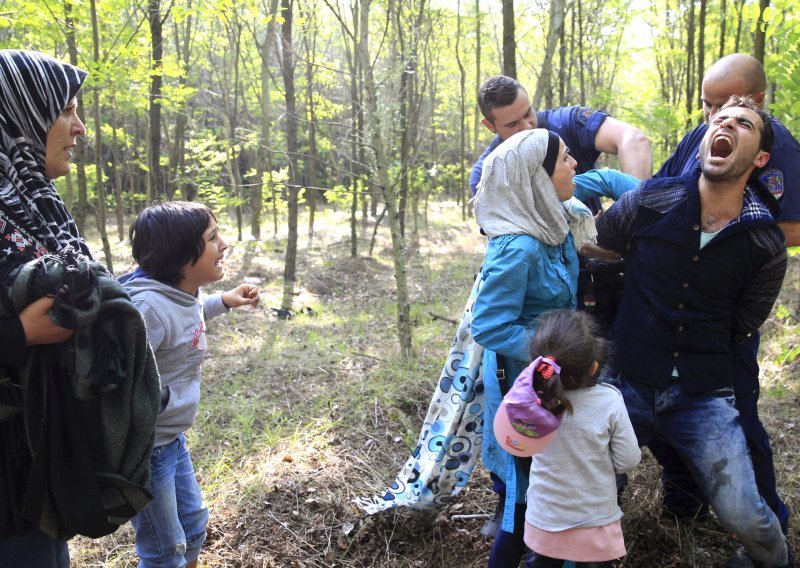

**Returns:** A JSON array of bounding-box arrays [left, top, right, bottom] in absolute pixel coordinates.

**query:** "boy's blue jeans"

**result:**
[[605, 374, 788, 567], [131, 433, 209, 568]]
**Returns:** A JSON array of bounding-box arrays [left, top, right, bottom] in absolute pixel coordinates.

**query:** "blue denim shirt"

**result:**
[[597, 173, 787, 393], [472, 233, 578, 531]]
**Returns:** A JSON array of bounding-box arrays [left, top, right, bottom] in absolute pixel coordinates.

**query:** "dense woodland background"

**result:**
[[3, 3, 800, 565], [2, 0, 799, 352]]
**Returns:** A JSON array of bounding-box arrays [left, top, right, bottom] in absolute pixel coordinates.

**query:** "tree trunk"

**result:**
[[753, 0, 770, 64], [685, 0, 696, 123], [280, 0, 300, 313], [253, 0, 281, 241], [532, 0, 566, 110], [303, 4, 320, 243], [719, 0, 728, 59], [577, 0, 585, 105], [348, 1, 360, 257], [473, 0, 481, 160], [64, 1, 89, 234], [360, 0, 412, 358], [167, 8, 194, 200], [110, 117, 125, 242], [696, 0, 707, 118], [457, 0, 466, 219], [89, 0, 113, 271], [734, 0, 745, 52], [148, 0, 164, 199], [502, 0, 516, 78]]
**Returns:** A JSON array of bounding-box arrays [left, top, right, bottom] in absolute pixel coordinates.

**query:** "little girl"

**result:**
[[494, 310, 640, 567]]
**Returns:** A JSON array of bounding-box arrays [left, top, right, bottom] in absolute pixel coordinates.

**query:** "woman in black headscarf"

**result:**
[[0, 50, 161, 568], [0, 49, 88, 567]]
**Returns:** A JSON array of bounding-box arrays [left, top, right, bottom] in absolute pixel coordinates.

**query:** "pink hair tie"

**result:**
[[536, 355, 560, 380]]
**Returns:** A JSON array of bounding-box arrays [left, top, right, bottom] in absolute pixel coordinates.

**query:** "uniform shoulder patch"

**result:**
[[577, 107, 596, 125], [758, 169, 784, 200]]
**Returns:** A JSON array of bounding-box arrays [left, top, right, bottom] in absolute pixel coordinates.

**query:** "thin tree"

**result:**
[[753, 0, 770, 64], [301, 0, 321, 242], [148, 0, 166, 199], [89, 0, 113, 270], [279, 0, 300, 314], [502, 0, 516, 78], [167, 2, 195, 200], [64, 0, 89, 234], [696, 0, 707, 118], [684, 0, 696, 123], [456, 0, 466, 219], [532, 0, 567, 110], [251, 0, 281, 241], [360, 0, 412, 358], [719, 0, 728, 59], [473, 0, 482, 160], [109, 108, 125, 241]]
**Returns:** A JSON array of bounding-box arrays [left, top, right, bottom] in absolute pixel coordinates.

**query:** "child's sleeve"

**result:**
[[609, 397, 641, 474], [135, 298, 168, 353], [573, 168, 639, 203], [200, 291, 229, 321]]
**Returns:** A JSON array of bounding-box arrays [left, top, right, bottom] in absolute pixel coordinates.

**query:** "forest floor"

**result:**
[[70, 201, 799, 567]]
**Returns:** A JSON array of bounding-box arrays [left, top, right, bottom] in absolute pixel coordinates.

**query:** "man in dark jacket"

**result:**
[[596, 96, 790, 567]]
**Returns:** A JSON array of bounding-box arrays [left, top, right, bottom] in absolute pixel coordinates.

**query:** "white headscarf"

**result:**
[[472, 129, 596, 249]]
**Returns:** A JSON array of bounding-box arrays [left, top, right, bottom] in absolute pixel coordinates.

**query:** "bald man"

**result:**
[[658, 53, 800, 245], [654, 53, 796, 540]]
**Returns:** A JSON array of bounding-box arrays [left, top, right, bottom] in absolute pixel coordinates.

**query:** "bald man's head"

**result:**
[[701, 53, 767, 121]]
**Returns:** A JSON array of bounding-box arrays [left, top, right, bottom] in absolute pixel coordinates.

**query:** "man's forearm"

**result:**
[[778, 220, 800, 248], [617, 130, 653, 180]]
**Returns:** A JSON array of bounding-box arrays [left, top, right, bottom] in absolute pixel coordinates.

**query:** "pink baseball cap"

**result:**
[[493, 356, 562, 457]]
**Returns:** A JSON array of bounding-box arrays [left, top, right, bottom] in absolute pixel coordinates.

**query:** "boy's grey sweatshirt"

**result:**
[[124, 277, 228, 447]]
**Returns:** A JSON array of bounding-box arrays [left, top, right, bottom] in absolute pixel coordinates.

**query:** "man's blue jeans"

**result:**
[[605, 374, 788, 567], [655, 333, 789, 533], [131, 433, 209, 568]]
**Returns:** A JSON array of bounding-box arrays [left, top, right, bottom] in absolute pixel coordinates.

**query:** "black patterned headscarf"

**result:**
[[0, 49, 91, 257]]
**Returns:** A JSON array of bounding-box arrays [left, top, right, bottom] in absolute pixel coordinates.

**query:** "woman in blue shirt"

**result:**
[[472, 128, 595, 567]]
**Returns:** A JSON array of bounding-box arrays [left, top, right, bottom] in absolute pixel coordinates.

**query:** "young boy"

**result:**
[[121, 201, 259, 568]]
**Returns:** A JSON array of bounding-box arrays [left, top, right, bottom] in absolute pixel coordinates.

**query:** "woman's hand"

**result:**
[[222, 284, 260, 310], [19, 296, 74, 345]]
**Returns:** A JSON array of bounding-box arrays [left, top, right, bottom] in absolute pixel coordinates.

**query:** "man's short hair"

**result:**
[[716, 95, 774, 153], [478, 75, 525, 122], [130, 201, 216, 286]]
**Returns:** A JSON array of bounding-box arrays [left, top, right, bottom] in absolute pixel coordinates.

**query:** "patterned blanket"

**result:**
[[356, 275, 484, 513]]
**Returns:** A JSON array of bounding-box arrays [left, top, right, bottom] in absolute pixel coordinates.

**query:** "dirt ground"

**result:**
[[71, 204, 799, 567]]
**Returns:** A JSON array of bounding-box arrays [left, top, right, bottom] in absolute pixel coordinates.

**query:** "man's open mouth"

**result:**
[[710, 134, 733, 158]]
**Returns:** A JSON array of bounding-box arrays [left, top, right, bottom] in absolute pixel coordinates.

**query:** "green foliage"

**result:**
[[325, 179, 363, 210], [4, 0, 800, 240], [765, 2, 800, 132]]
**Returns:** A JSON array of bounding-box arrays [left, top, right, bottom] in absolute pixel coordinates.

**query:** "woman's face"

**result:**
[[550, 141, 577, 201], [44, 97, 86, 179]]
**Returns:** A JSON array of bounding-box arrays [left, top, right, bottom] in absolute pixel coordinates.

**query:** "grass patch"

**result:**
[[68, 202, 798, 567]]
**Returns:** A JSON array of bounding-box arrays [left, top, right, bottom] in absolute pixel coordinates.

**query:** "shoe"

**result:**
[[480, 496, 503, 539], [728, 544, 795, 568], [728, 547, 756, 568]]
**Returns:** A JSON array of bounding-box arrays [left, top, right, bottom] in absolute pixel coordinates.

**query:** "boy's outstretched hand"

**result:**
[[222, 284, 260, 310]]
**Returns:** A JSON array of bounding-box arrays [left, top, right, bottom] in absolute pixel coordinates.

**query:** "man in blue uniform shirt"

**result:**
[[469, 75, 652, 207], [654, 54, 797, 541]]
